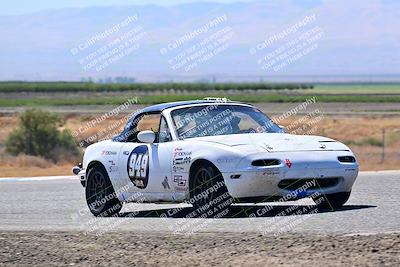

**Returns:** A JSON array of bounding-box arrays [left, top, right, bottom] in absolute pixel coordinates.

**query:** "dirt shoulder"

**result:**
[[1, 232, 399, 266]]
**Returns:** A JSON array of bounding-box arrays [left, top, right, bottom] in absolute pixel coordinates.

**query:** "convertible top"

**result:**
[[139, 100, 224, 113], [113, 99, 246, 142]]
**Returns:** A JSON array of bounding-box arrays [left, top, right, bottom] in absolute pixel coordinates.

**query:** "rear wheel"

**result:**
[[85, 164, 122, 217], [313, 192, 351, 209], [190, 162, 232, 217]]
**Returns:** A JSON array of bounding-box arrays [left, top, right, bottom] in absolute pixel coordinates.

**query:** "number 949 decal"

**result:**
[[127, 145, 149, 189]]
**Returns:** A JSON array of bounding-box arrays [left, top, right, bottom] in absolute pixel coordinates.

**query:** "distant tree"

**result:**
[[80, 77, 93, 83], [5, 109, 79, 162], [112, 76, 136, 84]]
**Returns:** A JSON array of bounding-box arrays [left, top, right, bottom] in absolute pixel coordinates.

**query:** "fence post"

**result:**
[[382, 128, 385, 162]]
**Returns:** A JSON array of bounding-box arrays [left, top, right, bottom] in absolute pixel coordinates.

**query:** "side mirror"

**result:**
[[137, 130, 156, 143]]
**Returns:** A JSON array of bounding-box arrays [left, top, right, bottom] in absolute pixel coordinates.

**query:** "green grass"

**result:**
[[1, 94, 400, 107], [308, 84, 400, 94], [0, 82, 313, 92], [1, 82, 400, 107], [345, 138, 383, 147]]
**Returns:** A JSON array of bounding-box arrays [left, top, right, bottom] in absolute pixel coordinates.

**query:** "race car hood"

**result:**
[[191, 133, 350, 153]]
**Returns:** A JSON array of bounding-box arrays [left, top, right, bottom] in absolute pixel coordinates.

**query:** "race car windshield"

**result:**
[[171, 105, 283, 140]]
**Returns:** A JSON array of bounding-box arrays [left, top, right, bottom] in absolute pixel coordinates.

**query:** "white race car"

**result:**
[[73, 99, 359, 217]]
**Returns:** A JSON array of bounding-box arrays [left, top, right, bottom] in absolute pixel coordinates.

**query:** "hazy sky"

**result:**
[[1, 0, 260, 15], [1, 0, 398, 79]]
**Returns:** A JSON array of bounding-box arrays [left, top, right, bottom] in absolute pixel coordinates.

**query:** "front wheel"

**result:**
[[85, 164, 122, 217], [312, 192, 351, 209], [190, 162, 233, 217]]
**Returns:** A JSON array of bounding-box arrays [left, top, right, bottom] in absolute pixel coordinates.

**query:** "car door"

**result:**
[[118, 113, 175, 202]]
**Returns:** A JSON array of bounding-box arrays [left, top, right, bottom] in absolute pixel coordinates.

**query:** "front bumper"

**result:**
[[222, 152, 359, 200]]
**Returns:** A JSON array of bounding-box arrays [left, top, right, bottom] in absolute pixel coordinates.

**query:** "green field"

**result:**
[[1, 82, 400, 106], [310, 84, 400, 94], [1, 94, 400, 107]]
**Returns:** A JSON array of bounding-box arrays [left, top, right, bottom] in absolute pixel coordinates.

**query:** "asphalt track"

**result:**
[[0, 171, 399, 235]]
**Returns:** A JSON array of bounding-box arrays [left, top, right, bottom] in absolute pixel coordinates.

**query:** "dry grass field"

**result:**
[[0, 113, 399, 177]]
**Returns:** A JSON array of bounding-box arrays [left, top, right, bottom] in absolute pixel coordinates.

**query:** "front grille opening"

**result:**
[[252, 159, 280, 167], [338, 156, 356, 163], [278, 178, 339, 190]]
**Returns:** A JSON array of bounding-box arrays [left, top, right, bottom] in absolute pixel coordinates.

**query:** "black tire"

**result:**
[[313, 192, 351, 209], [190, 162, 232, 217], [85, 164, 122, 217]]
